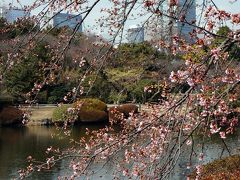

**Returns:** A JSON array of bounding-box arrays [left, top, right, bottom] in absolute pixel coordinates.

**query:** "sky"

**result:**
[[1, 0, 240, 40]]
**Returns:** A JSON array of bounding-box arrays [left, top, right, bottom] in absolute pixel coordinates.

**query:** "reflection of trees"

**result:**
[[0, 125, 110, 179], [0, 127, 28, 144]]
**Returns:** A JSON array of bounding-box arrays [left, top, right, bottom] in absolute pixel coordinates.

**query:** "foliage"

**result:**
[[214, 26, 240, 61], [126, 79, 157, 103], [0, 18, 37, 39], [108, 91, 128, 104], [106, 42, 170, 103], [0, 106, 23, 126], [47, 84, 71, 104], [73, 98, 108, 122], [52, 104, 71, 122], [107, 68, 143, 83], [0, 18, 7, 29], [4, 42, 52, 101], [217, 26, 231, 36], [111, 42, 161, 67], [37, 91, 48, 103], [73, 98, 107, 112], [44, 26, 63, 36], [182, 44, 209, 63], [81, 74, 113, 103]]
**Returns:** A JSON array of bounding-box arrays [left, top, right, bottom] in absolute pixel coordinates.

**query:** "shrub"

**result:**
[[189, 155, 240, 179], [37, 91, 48, 103], [118, 104, 138, 116], [79, 110, 108, 123], [73, 98, 107, 111], [73, 98, 108, 123], [47, 84, 70, 104], [109, 91, 128, 104], [126, 79, 156, 103], [47, 96, 58, 104], [0, 107, 23, 126], [109, 104, 138, 124], [81, 75, 113, 103], [108, 106, 124, 123], [52, 104, 71, 122]]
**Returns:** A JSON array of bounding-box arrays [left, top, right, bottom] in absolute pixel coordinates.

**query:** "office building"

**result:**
[[127, 25, 144, 43], [150, 0, 196, 44], [52, 13, 83, 32], [177, 0, 196, 42], [0, 7, 30, 23]]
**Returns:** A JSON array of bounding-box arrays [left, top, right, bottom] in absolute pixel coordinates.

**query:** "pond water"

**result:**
[[1, 125, 240, 180]]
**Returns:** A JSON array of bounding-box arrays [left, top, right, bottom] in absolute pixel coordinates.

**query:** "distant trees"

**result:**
[[106, 42, 170, 103], [214, 26, 240, 61], [4, 42, 51, 101], [0, 18, 37, 39]]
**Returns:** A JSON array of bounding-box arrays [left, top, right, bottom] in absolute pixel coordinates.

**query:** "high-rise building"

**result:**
[[51, 13, 83, 32], [127, 25, 144, 43], [150, 0, 196, 44], [0, 7, 30, 23], [177, 0, 196, 42]]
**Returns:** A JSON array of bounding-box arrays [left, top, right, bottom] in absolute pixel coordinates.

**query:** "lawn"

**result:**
[[21, 106, 57, 122]]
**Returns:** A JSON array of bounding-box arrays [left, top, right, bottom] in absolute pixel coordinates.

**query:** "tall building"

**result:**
[[0, 7, 30, 23], [127, 25, 144, 43], [51, 13, 83, 32], [177, 0, 196, 42], [150, 0, 196, 44]]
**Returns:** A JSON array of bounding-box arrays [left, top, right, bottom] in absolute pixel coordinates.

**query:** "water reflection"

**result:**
[[171, 132, 240, 179], [0, 125, 240, 179], [0, 124, 107, 180]]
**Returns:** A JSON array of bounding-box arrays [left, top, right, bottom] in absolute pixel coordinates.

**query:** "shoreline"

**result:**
[[21, 104, 146, 126]]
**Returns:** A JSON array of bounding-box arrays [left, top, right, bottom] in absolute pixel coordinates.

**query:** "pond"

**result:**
[[0, 125, 240, 179]]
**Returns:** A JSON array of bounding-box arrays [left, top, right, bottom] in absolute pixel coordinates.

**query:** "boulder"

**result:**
[[0, 106, 23, 126]]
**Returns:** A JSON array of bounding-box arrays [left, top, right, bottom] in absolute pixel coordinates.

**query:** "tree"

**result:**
[[0, 0, 239, 179], [4, 42, 52, 102], [214, 26, 240, 61]]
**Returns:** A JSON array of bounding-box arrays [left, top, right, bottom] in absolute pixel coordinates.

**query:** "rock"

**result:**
[[109, 104, 138, 123], [0, 106, 23, 126]]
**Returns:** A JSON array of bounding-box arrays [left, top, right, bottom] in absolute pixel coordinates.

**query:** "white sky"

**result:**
[[1, 0, 240, 39]]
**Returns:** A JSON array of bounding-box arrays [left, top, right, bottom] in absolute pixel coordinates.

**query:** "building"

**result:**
[[149, 0, 196, 44], [177, 0, 196, 42], [0, 7, 30, 23], [51, 12, 83, 32], [127, 25, 144, 43]]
